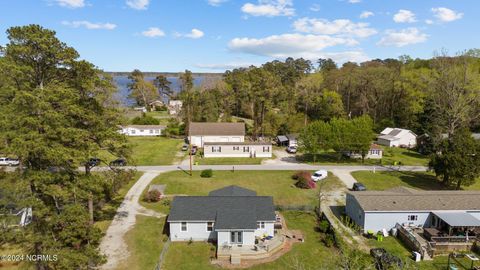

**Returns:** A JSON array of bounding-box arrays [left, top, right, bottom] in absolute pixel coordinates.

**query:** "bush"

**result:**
[[318, 220, 330, 233], [144, 189, 162, 202], [200, 169, 213, 178], [131, 113, 160, 125], [323, 234, 335, 247], [293, 171, 316, 189]]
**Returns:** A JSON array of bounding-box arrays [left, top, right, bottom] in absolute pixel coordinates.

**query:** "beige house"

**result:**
[[188, 122, 245, 147], [344, 144, 383, 159], [203, 142, 272, 158]]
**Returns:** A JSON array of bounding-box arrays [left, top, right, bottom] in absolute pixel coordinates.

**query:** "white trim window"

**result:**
[[131, 129, 136, 134], [181, 222, 187, 231], [408, 215, 418, 221], [212, 146, 221, 153], [230, 231, 242, 244], [262, 146, 270, 152], [257, 221, 265, 229], [207, 222, 214, 232], [243, 146, 250, 152], [155, 129, 160, 134], [233, 146, 240, 151]]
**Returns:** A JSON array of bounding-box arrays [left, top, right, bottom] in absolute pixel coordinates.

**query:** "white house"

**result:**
[[168, 186, 276, 247], [203, 142, 272, 158], [343, 144, 383, 159], [377, 128, 417, 148], [120, 125, 165, 136], [346, 187, 480, 233], [188, 122, 245, 147]]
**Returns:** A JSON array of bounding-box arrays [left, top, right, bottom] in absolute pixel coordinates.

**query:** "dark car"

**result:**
[[352, 182, 367, 191], [181, 144, 189, 151], [85, 157, 101, 167], [110, 158, 127, 167]]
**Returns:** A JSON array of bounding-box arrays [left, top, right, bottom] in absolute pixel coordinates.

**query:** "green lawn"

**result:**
[[194, 157, 265, 165], [162, 211, 340, 270], [94, 171, 143, 233], [118, 215, 168, 270], [140, 170, 345, 213], [299, 146, 429, 166], [351, 170, 480, 191]]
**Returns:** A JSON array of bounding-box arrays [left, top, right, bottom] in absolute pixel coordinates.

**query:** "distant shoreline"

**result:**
[[106, 72, 223, 77]]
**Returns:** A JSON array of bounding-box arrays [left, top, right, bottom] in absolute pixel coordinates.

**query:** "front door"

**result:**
[[230, 231, 243, 244]]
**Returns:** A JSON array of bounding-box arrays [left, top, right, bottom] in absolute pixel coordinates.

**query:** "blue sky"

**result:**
[[0, 0, 478, 72]]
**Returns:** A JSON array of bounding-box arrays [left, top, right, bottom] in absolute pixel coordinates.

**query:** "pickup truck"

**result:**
[[0, 157, 20, 166]]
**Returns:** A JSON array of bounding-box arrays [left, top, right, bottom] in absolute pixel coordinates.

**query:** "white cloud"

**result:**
[[176, 29, 205, 39], [431, 7, 463, 22], [348, 0, 361, 3], [141, 27, 165, 38], [425, 19, 434, 25], [241, 0, 295, 17], [55, 0, 85, 8], [310, 4, 320, 12], [207, 0, 228, 6], [126, 0, 149, 10], [195, 62, 260, 70], [62, 21, 117, 30], [293, 18, 377, 38], [377, 28, 427, 47], [393, 9, 416, 23], [359, 11, 374, 19], [228, 33, 358, 59]]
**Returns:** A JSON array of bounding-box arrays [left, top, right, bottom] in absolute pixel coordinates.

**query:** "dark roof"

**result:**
[[209, 185, 257, 196], [203, 142, 271, 146], [348, 186, 480, 212], [188, 122, 245, 136], [168, 186, 276, 228], [276, 135, 288, 142], [286, 134, 298, 140]]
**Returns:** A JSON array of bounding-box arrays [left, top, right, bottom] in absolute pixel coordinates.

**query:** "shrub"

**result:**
[[200, 169, 213, 178], [318, 220, 330, 233], [295, 177, 310, 189], [323, 234, 335, 247], [144, 189, 162, 202], [292, 170, 311, 181], [293, 171, 316, 189], [131, 113, 160, 125]]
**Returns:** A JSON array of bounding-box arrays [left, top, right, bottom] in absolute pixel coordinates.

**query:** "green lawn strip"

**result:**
[[162, 211, 340, 270], [129, 137, 183, 165], [118, 215, 168, 270], [299, 146, 429, 166], [140, 171, 344, 213], [94, 171, 143, 233], [194, 157, 264, 165], [351, 171, 480, 191]]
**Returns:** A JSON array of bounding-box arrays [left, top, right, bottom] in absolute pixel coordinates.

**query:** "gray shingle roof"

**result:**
[[208, 185, 257, 196], [168, 186, 275, 228], [348, 187, 480, 212], [188, 122, 245, 136], [203, 142, 271, 146]]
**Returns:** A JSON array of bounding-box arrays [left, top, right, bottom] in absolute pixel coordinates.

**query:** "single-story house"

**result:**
[[203, 142, 272, 158], [120, 125, 166, 136], [346, 186, 480, 233], [188, 122, 245, 147], [377, 128, 417, 148], [168, 185, 276, 247], [441, 133, 480, 140], [276, 134, 298, 147], [343, 144, 383, 159]]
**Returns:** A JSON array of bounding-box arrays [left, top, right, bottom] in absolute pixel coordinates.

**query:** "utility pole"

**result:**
[[189, 134, 192, 176]]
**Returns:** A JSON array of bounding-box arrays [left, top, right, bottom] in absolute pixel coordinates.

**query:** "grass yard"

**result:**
[[194, 157, 265, 165], [140, 170, 345, 213], [299, 146, 429, 166], [117, 215, 168, 270], [94, 171, 143, 233], [351, 170, 480, 191], [162, 211, 340, 270]]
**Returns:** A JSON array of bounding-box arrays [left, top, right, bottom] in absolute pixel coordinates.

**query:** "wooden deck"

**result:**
[[217, 235, 286, 261]]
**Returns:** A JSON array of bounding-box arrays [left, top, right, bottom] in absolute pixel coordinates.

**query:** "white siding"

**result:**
[[169, 222, 216, 242], [190, 135, 245, 147], [216, 230, 256, 246], [217, 231, 230, 247], [204, 144, 272, 158], [467, 211, 480, 220], [363, 212, 431, 233], [121, 127, 162, 136], [243, 231, 255, 245], [377, 138, 395, 147], [254, 222, 274, 237]]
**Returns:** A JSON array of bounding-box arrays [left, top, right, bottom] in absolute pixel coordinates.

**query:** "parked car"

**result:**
[[110, 158, 127, 167], [286, 146, 297, 154], [181, 144, 189, 151], [191, 146, 198, 155], [352, 182, 367, 191], [0, 157, 19, 166], [85, 157, 101, 167], [311, 170, 328, 182]]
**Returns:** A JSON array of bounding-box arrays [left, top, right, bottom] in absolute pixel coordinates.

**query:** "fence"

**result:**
[[154, 239, 171, 270]]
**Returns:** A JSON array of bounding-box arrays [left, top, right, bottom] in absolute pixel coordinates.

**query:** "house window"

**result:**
[[408, 215, 418, 221], [131, 130, 136, 134], [150, 129, 154, 134], [140, 130, 144, 133], [207, 222, 214, 232], [155, 130, 160, 134], [181, 222, 187, 231], [243, 146, 250, 152], [230, 231, 242, 244], [257, 222, 265, 229], [212, 146, 221, 153], [263, 146, 270, 152], [233, 146, 239, 151]]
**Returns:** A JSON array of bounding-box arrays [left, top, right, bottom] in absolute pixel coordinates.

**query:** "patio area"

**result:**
[[217, 234, 286, 261]]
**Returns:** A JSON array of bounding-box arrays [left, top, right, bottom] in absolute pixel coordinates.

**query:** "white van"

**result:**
[[0, 157, 20, 166]]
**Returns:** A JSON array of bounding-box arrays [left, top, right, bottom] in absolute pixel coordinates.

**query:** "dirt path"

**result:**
[[99, 171, 165, 270]]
